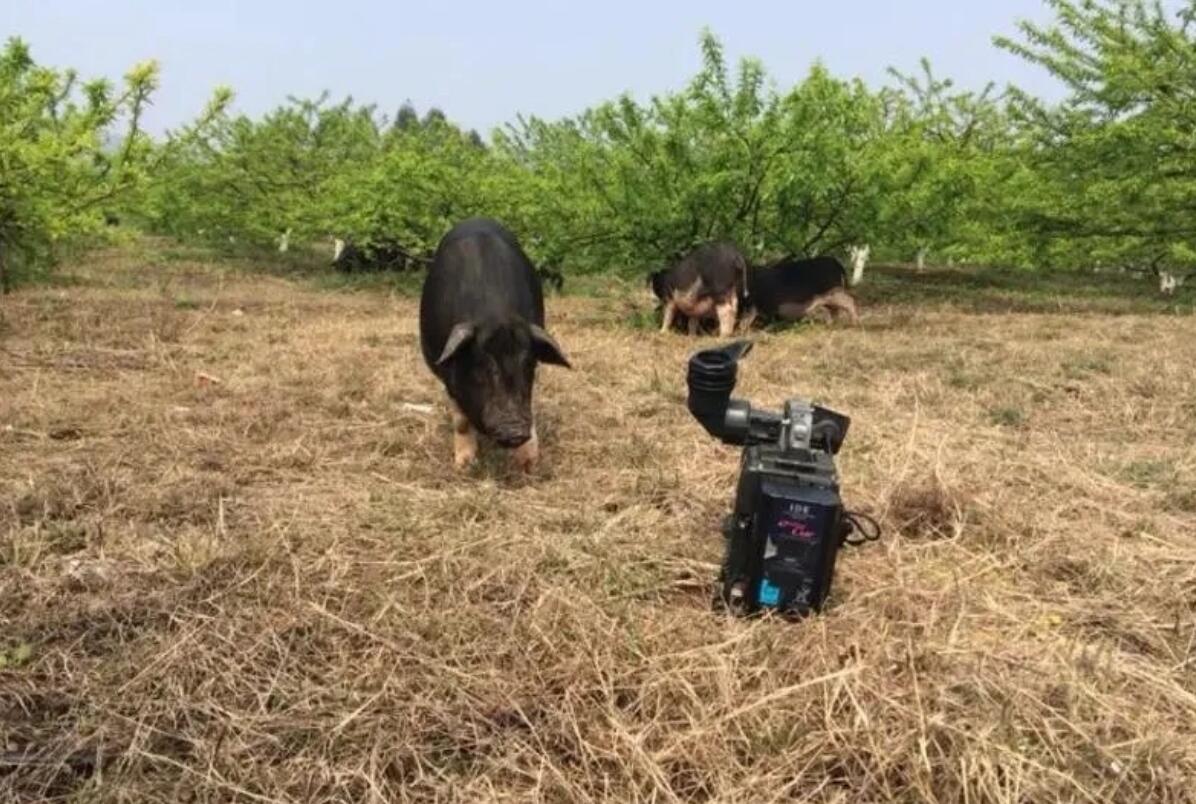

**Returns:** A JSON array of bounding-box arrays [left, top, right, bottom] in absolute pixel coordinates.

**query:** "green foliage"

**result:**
[[133, 29, 1018, 278], [0, 37, 227, 290], [0, 37, 154, 288], [0, 642, 33, 670], [140, 95, 497, 260], [140, 93, 379, 248], [7, 2, 1196, 288], [995, 0, 1196, 271], [496, 33, 901, 271], [331, 116, 491, 254], [874, 60, 1020, 264], [989, 405, 1027, 428]]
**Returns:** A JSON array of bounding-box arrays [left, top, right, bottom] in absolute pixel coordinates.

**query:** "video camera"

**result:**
[[686, 341, 878, 617]]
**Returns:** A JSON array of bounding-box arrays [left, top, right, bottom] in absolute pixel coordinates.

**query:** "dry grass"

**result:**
[[2, 246, 1195, 803]]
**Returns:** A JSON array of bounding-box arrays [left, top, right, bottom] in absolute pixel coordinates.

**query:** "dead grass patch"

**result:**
[[1, 247, 1194, 802], [886, 474, 968, 541]]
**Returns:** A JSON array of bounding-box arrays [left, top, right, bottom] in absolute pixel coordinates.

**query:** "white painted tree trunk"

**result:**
[[847, 245, 870, 287], [916, 247, 928, 272]]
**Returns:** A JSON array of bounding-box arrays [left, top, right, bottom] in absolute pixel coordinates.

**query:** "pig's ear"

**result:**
[[436, 323, 475, 366], [530, 325, 572, 369]]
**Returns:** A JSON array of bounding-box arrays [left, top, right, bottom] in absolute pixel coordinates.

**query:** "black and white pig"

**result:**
[[648, 241, 749, 337]]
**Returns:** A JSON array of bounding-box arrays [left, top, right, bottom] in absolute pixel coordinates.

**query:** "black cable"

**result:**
[[842, 510, 882, 547]]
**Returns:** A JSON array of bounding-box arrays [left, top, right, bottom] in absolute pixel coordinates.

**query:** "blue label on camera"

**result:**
[[758, 578, 781, 607]]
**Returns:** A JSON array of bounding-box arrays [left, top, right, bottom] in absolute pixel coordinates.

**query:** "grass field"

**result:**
[[2, 244, 1195, 802]]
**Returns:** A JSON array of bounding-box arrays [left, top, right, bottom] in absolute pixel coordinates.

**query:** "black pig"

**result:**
[[419, 218, 571, 471], [739, 256, 859, 329]]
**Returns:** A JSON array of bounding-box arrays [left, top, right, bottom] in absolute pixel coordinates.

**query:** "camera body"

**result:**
[[687, 342, 853, 617]]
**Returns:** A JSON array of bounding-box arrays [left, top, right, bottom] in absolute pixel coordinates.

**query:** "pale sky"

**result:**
[[0, 1, 1137, 136]]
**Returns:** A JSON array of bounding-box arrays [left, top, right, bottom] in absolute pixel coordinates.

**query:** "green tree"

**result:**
[[104, 25, 1158, 283], [324, 115, 491, 255], [495, 31, 897, 275], [0, 38, 157, 290], [141, 93, 380, 249], [996, 0, 1196, 272], [873, 60, 1015, 268], [141, 93, 498, 262], [394, 102, 419, 132]]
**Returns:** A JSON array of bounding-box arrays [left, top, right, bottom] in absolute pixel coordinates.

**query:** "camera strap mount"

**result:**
[[842, 509, 882, 547], [783, 399, 815, 450]]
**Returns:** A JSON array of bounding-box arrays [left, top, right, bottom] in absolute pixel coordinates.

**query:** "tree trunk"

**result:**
[[916, 246, 928, 272], [0, 241, 8, 295]]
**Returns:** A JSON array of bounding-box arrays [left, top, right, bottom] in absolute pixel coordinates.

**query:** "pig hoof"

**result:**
[[513, 448, 538, 473], [453, 449, 478, 470], [512, 432, 539, 473]]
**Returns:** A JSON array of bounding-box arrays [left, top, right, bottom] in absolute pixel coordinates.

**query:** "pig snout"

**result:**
[[488, 413, 533, 449], [495, 432, 532, 449]]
